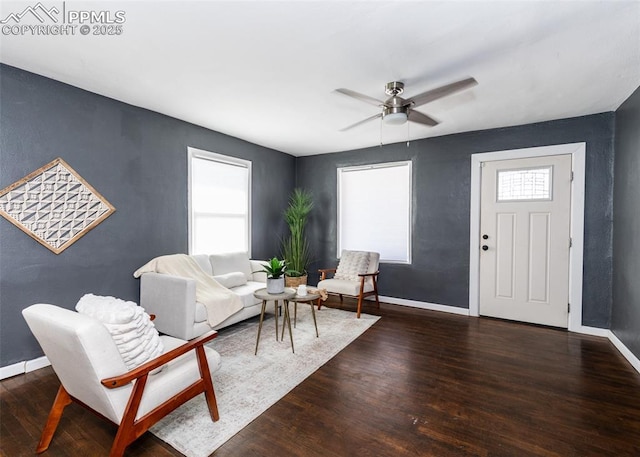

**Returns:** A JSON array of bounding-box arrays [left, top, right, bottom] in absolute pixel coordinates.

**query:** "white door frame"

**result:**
[[469, 143, 586, 332]]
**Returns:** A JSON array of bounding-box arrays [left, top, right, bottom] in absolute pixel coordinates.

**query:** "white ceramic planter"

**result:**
[[266, 277, 285, 294]]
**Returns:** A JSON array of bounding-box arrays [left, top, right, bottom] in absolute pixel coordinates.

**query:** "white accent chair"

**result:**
[[22, 304, 221, 457], [317, 250, 380, 318]]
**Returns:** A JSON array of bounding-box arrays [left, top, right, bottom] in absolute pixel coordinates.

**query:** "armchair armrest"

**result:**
[[357, 271, 380, 277], [102, 331, 218, 388], [140, 272, 197, 340], [318, 268, 337, 281], [358, 271, 380, 286]]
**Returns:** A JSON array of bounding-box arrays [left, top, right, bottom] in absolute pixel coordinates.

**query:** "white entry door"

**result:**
[[479, 154, 572, 328]]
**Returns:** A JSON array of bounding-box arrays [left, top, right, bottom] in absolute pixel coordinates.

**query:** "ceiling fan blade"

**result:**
[[407, 77, 478, 108], [408, 110, 439, 127], [340, 113, 383, 131], [335, 88, 384, 107]]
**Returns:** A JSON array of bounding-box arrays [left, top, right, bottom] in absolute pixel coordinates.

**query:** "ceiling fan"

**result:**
[[336, 77, 478, 131]]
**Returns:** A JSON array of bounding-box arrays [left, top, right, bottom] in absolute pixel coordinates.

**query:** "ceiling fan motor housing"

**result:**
[[385, 81, 404, 96]]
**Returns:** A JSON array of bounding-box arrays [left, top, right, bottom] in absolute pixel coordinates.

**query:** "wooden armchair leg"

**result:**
[[36, 385, 72, 454], [316, 297, 323, 310], [356, 277, 368, 319], [373, 277, 380, 309], [356, 295, 364, 319], [110, 375, 149, 457], [196, 346, 219, 422]]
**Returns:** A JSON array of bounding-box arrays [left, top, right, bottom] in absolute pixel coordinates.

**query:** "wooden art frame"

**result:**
[[0, 158, 115, 254]]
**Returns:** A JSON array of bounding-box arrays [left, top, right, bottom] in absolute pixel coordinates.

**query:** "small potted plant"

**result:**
[[261, 257, 287, 294]]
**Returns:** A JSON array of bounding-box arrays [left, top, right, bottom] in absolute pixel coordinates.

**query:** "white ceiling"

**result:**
[[1, 1, 639, 156]]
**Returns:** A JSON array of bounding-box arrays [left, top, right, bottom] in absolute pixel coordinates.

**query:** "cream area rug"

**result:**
[[150, 305, 380, 457]]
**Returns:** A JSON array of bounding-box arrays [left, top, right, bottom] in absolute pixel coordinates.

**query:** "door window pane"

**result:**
[[497, 167, 552, 201]]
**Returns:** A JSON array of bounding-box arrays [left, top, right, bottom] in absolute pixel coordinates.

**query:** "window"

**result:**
[[188, 147, 251, 255], [337, 161, 412, 263], [497, 166, 552, 201]]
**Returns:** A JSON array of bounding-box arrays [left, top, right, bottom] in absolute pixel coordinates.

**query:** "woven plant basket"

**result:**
[[285, 274, 308, 288]]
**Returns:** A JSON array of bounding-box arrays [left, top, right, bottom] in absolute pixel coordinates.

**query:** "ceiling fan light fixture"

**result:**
[[383, 111, 408, 125]]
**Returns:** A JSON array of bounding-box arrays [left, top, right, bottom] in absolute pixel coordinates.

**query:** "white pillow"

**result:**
[[76, 294, 164, 372], [209, 252, 253, 280], [334, 251, 370, 282], [213, 271, 247, 289]]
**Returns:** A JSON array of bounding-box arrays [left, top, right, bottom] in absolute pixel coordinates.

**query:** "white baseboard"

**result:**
[[26, 356, 51, 372], [0, 356, 50, 381], [608, 331, 640, 374], [378, 295, 470, 316], [575, 325, 610, 337], [0, 362, 25, 380]]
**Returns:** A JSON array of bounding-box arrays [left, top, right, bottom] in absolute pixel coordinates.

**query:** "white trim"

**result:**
[[26, 356, 51, 373], [575, 325, 610, 338], [187, 147, 252, 257], [0, 356, 50, 380], [609, 331, 640, 374], [378, 295, 471, 316], [0, 362, 25, 380], [469, 143, 586, 331]]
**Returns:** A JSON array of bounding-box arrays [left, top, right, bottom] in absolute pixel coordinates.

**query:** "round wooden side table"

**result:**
[[253, 287, 296, 355]]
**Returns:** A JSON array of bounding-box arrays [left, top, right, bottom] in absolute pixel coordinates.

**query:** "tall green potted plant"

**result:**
[[282, 188, 313, 288]]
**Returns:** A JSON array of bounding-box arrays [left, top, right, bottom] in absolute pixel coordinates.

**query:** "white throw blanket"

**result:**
[[133, 254, 243, 328]]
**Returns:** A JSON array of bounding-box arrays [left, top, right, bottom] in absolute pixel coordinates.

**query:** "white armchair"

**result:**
[[22, 303, 221, 457], [317, 250, 380, 318]]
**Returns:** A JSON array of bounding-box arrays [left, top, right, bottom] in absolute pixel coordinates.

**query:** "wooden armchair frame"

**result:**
[[37, 331, 220, 457], [317, 268, 380, 318]]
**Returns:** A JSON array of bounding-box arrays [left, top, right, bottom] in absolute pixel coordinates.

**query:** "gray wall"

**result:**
[[0, 61, 624, 368], [297, 113, 615, 328], [612, 86, 640, 359], [0, 64, 295, 366]]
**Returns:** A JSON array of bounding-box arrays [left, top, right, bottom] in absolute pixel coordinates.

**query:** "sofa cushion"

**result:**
[[209, 252, 253, 280], [334, 250, 370, 282], [213, 271, 247, 289], [195, 280, 263, 322], [192, 254, 213, 275], [231, 281, 265, 308]]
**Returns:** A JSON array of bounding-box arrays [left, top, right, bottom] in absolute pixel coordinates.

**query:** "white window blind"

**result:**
[[337, 161, 412, 263], [188, 148, 251, 255]]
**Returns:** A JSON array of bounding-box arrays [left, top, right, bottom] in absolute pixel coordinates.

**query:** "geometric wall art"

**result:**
[[0, 158, 115, 254]]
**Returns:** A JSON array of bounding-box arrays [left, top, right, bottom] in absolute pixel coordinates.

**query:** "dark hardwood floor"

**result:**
[[2, 299, 640, 457]]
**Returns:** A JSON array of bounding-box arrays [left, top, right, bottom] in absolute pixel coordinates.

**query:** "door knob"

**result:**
[[482, 245, 489, 251]]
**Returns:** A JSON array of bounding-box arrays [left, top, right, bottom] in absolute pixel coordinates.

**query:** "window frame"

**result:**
[[187, 147, 252, 256], [336, 160, 412, 264]]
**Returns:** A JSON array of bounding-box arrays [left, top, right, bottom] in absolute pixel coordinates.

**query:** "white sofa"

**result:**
[[140, 252, 268, 340]]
